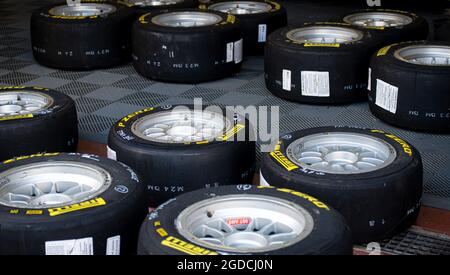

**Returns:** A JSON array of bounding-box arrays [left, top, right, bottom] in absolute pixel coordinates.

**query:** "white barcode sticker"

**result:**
[[107, 146, 117, 160], [106, 235, 121, 255], [258, 24, 267, 42], [234, 39, 243, 64], [301, 71, 330, 97], [282, 69, 291, 91], [367, 68, 372, 91], [375, 79, 398, 114], [45, 237, 93, 255], [226, 42, 234, 63]]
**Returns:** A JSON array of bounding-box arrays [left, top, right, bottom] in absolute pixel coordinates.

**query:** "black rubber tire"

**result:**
[[138, 185, 353, 255], [119, 0, 199, 17], [0, 86, 78, 162], [0, 153, 149, 255], [260, 126, 423, 244], [340, 9, 429, 46], [368, 40, 450, 132], [107, 105, 256, 207], [264, 22, 379, 104], [205, 0, 287, 56], [435, 18, 450, 42], [30, 0, 132, 70], [132, 9, 242, 83]]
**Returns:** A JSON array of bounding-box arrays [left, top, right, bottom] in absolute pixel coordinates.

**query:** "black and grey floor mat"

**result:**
[[0, 0, 449, 210]]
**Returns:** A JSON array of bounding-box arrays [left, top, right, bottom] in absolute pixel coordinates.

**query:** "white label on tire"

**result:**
[[375, 79, 398, 114], [282, 69, 291, 91], [234, 39, 243, 64], [226, 42, 234, 63], [259, 171, 271, 187], [258, 24, 267, 42], [367, 68, 372, 91], [107, 146, 117, 160], [45, 237, 93, 255], [106, 235, 121, 255], [301, 71, 330, 97]]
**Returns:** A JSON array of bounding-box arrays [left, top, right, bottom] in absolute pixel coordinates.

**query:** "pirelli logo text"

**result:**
[[161, 236, 218, 255], [3, 153, 60, 164], [117, 108, 154, 127], [219, 124, 245, 141], [258, 186, 330, 210], [48, 198, 106, 217], [269, 150, 298, 171]]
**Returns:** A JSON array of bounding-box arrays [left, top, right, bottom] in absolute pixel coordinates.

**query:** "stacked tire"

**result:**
[[108, 105, 256, 206], [341, 9, 429, 45], [260, 127, 423, 243], [138, 185, 353, 255], [206, 0, 287, 56], [31, 0, 132, 70], [265, 22, 378, 104], [0, 86, 78, 161], [120, 0, 199, 17], [132, 9, 243, 83], [368, 41, 450, 132], [0, 153, 149, 255]]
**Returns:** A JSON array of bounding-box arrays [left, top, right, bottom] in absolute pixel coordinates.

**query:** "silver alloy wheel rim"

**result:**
[[209, 1, 272, 15], [394, 45, 450, 66], [0, 91, 53, 118], [0, 162, 112, 208], [343, 12, 413, 28], [176, 194, 313, 253], [286, 132, 396, 174], [49, 3, 116, 16], [131, 109, 232, 143], [286, 26, 363, 44], [127, 0, 183, 6], [151, 11, 222, 27]]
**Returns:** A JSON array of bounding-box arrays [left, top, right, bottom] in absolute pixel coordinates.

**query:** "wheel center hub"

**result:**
[[224, 232, 269, 249], [324, 151, 358, 164], [32, 193, 73, 206], [166, 125, 197, 137]]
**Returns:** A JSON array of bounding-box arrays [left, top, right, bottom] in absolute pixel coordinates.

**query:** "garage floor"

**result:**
[[1, 0, 449, 211]]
